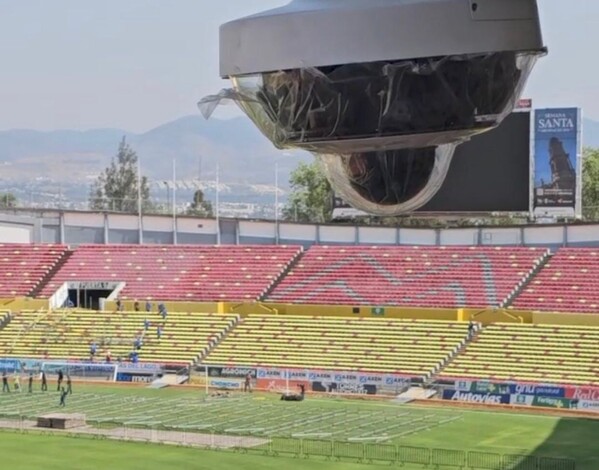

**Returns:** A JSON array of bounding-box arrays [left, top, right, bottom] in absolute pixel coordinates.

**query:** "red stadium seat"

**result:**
[[512, 248, 599, 314], [37, 244, 302, 302], [267, 245, 548, 308]]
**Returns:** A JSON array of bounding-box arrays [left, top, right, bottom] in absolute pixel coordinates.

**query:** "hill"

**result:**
[[0, 116, 310, 188]]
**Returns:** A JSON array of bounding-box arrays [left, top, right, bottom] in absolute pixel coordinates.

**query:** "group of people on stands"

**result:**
[[87, 300, 169, 364]]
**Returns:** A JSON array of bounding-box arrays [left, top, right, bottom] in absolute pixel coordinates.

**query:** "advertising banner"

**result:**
[[574, 401, 599, 413], [253, 367, 410, 396], [442, 390, 511, 405], [532, 108, 583, 217], [116, 373, 154, 383], [256, 378, 309, 391], [206, 366, 256, 379], [564, 386, 599, 401], [455, 381, 512, 395], [511, 384, 566, 398], [41, 362, 115, 378], [208, 378, 244, 390], [456, 381, 566, 397], [312, 381, 378, 395], [510, 395, 577, 408], [0, 359, 22, 373]]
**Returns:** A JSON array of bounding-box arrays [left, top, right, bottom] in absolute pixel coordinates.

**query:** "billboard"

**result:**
[[455, 380, 566, 397], [333, 111, 532, 217], [252, 367, 410, 396], [442, 389, 511, 405], [532, 108, 583, 217]]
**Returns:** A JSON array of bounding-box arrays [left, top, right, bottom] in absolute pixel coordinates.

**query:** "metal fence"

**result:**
[[0, 416, 577, 470]]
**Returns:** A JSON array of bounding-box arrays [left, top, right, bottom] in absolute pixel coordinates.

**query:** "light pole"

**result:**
[[275, 161, 279, 244], [216, 162, 221, 245], [137, 157, 143, 244], [172, 157, 177, 245]]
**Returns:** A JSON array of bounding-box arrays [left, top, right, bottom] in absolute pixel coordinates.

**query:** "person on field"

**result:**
[[41, 370, 48, 392], [2, 371, 9, 393], [57, 369, 64, 391], [13, 374, 21, 393], [59, 387, 68, 407], [66, 374, 72, 394], [28, 373, 33, 393], [244, 372, 252, 393]]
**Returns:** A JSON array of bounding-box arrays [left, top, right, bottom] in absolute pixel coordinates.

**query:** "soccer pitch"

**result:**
[[0, 384, 597, 469]]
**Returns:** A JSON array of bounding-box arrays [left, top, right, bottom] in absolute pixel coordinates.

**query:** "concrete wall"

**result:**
[[1, 209, 599, 249]]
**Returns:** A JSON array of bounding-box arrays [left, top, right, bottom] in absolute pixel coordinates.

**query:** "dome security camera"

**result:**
[[201, 0, 546, 216]]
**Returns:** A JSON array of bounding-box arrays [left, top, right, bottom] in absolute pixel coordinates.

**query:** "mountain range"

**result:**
[[0, 114, 597, 202], [0, 115, 311, 189]]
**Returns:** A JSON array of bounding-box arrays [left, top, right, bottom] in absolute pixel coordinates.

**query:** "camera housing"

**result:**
[[202, 0, 546, 215]]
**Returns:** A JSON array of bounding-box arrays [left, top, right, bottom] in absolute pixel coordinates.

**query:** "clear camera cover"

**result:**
[[200, 51, 540, 153], [199, 50, 541, 215]]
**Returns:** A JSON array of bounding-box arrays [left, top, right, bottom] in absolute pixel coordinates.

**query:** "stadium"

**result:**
[[0, 214, 598, 469], [2, 1, 599, 470]]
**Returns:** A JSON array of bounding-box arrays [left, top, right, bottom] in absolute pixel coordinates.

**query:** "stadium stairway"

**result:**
[[29, 249, 75, 299], [427, 321, 484, 385], [197, 314, 242, 364], [501, 250, 553, 308], [258, 247, 305, 301]]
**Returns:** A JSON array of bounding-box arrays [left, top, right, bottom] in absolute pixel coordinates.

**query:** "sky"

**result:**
[[0, 0, 598, 132]]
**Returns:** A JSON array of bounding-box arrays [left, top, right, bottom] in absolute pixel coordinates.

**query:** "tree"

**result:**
[[89, 138, 151, 213], [283, 161, 333, 223], [0, 192, 17, 209], [582, 147, 599, 220], [187, 189, 214, 217]]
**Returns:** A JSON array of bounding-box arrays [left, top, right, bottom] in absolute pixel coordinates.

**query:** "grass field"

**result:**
[[0, 384, 597, 469]]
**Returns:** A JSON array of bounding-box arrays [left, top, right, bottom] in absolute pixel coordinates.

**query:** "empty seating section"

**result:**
[[268, 246, 548, 308], [0, 310, 239, 365], [205, 315, 470, 376], [38, 244, 301, 301], [512, 248, 599, 313], [0, 244, 68, 297], [440, 323, 599, 386]]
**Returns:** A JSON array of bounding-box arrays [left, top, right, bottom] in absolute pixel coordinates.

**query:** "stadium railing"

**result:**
[[0, 417, 577, 470]]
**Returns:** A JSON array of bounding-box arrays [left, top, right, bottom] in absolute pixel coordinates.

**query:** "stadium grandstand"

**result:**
[[439, 323, 599, 386], [0, 309, 239, 365], [204, 316, 471, 377], [36, 244, 302, 303], [0, 240, 596, 386]]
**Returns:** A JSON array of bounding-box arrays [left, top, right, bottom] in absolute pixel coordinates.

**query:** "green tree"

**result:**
[[89, 138, 151, 213], [0, 192, 17, 209], [187, 189, 214, 217], [582, 147, 599, 220], [283, 161, 333, 223]]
